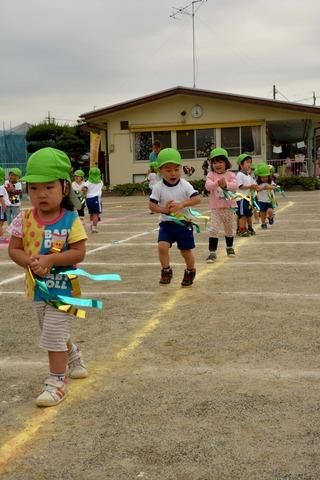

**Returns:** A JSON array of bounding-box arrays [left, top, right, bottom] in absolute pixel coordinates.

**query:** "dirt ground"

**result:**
[[1, 191, 320, 480]]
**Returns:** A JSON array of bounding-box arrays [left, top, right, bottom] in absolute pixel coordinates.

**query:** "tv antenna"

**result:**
[[170, 0, 208, 88]]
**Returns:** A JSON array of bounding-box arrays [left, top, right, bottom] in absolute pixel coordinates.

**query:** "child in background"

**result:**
[[149, 140, 162, 163], [149, 148, 201, 287], [72, 169, 86, 221], [255, 163, 276, 229], [83, 167, 103, 233], [147, 164, 160, 195], [8, 147, 88, 407], [5, 167, 22, 225], [205, 148, 237, 262], [236, 153, 257, 237], [0, 167, 9, 240]]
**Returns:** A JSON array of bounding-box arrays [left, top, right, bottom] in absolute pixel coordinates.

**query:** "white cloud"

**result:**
[[1, 0, 320, 126]]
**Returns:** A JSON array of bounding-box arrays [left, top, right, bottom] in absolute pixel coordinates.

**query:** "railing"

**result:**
[[267, 156, 308, 176]]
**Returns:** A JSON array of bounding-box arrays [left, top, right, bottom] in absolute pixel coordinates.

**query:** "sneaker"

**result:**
[[68, 347, 88, 379], [248, 228, 256, 235], [91, 226, 98, 233], [226, 247, 235, 256], [268, 216, 274, 225], [36, 377, 67, 407], [206, 252, 217, 263], [181, 269, 196, 287], [261, 223, 268, 229], [238, 231, 250, 237], [159, 267, 173, 285]]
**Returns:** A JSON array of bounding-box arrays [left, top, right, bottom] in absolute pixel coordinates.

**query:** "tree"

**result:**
[[26, 122, 89, 159]]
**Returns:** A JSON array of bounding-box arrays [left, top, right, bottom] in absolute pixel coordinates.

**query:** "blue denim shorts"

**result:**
[[158, 221, 195, 250], [86, 196, 102, 214], [258, 201, 273, 212]]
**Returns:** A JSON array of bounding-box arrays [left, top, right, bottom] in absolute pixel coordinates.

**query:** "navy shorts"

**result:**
[[158, 221, 195, 250], [237, 199, 252, 218], [86, 196, 102, 214], [259, 201, 273, 212]]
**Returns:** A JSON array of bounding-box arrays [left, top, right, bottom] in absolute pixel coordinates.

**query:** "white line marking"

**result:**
[[213, 291, 320, 299], [86, 229, 159, 255], [0, 291, 155, 296], [0, 274, 24, 286]]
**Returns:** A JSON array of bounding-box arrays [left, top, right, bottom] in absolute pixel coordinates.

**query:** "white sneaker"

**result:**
[[68, 348, 88, 379], [91, 226, 98, 233], [36, 377, 67, 407], [206, 252, 217, 263]]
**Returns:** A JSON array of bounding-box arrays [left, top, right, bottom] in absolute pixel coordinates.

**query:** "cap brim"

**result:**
[[20, 174, 61, 183]]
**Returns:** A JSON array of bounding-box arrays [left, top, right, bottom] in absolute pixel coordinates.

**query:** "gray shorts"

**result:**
[[33, 301, 72, 352]]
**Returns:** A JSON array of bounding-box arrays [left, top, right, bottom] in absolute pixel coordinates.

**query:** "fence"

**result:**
[[267, 156, 308, 176]]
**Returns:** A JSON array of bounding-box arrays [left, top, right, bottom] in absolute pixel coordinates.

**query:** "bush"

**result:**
[[277, 176, 320, 190], [189, 179, 205, 194], [110, 182, 149, 196]]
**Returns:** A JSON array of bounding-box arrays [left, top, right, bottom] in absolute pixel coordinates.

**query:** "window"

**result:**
[[221, 126, 261, 156], [177, 128, 215, 159], [133, 174, 146, 183], [135, 131, 171, 161]]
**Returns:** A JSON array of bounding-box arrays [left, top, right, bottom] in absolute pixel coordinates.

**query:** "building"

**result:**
[[79, 86, 320, 184]]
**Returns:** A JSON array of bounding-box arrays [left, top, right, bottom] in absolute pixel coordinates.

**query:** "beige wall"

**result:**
[[90, 94, 319, 185]]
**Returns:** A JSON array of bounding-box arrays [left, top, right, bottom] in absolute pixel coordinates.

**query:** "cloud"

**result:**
[[1, 0, 320, 126]]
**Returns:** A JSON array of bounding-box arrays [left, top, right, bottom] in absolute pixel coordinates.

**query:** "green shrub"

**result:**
[[189, 179, 205, 194], [277, 176, 320, 190], [110, 182, 149, 196]]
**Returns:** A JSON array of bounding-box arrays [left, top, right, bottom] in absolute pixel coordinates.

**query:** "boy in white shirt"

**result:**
[[149, 148, 201, 287], [83, 167, 103, 233], [236, 153, 257, 237], [5, 168, 22, 225]]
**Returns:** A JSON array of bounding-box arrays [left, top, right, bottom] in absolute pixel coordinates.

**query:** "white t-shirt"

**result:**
[[236, 171, 254, 197], [257, 182, 275, 202], [147, 173, 160, 189], [150, 178, 199, 222], [0, 185, 10, 206], [4, 181, 22, 206], [84, 181, 103, 199], [72, 180, 85, 193]]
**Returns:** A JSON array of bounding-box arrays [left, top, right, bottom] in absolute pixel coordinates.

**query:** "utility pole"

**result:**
[[273, 85, 277, 100], [313, 91, 316, 106], [170, 0, 208, 88]]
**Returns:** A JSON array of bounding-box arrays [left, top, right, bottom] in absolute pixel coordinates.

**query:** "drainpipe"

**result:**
[[307, 119, 313, 176]]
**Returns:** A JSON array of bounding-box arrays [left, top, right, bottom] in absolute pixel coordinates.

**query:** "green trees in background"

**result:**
[[26, 122, 89, 160]]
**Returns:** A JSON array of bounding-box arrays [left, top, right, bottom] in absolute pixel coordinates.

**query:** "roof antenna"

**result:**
[[170, 1, 208, 88]]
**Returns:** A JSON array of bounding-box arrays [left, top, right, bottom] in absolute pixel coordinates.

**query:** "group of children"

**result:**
[[5, 145, 278, 408], [149, 146, 277, 285], [0, 167, 23, 240]]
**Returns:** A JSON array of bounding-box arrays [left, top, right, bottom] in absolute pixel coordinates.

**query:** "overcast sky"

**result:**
[[1, 0, 319, 127]]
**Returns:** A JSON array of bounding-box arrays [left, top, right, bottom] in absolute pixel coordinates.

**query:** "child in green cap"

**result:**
[[83, 167, 103, 233], [236, 153, 257, 236], [149, 147, 201, 287], [255, 163, 276, 229], [8, 147, 89, 407], [5, 167, 22, 225], [72, 169, 86, 221]]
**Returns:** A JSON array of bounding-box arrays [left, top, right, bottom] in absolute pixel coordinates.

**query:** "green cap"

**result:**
[[156, 148, 182, 168], [88, 167, 101, 184], [74, 169, 85, 178], [0, 167, 4, 184], [255, 163, 270, 177], [237, 152, 252, 166], [9, 167, 22, 177], [21, 147, 71, 183], [210, 147, 228, 160], [267, 164, 275, 174]]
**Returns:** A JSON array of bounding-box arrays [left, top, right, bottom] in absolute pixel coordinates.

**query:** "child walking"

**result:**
[[8, 147, 88, 407], [205, 148, 237, 262], [72, 169, 86, 221], [149, 148, 201, 287], [236, 153, 257, 237], [255, 163, 276, 229], [5, 167, 22, 225], [83, 167, 103, 233]]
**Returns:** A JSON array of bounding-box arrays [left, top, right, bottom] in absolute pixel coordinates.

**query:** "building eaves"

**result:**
[[80, 86, 320, 120]]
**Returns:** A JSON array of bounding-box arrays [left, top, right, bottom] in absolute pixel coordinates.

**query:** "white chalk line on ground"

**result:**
[[213, 291, 320, 299], [0, 291, 155, 296]]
